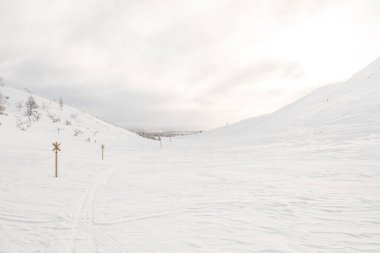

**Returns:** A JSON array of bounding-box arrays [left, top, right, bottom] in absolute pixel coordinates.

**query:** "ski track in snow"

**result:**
[[66, 143, 156, 253], [67, 169, 128, 253]]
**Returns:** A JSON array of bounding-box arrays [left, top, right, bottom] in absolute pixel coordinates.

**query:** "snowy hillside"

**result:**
[[204, 57, 380, 140], [0, 86, 146, 149], [1, 58, 380, 253], [0, 86, 155, 252]]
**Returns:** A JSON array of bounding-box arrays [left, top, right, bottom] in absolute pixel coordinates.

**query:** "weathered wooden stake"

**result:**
[[101, 144, 105, 160], [52, 142, 61, 177]]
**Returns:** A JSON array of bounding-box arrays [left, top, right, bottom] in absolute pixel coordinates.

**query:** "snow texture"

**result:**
[[0, 57, 380, 252]]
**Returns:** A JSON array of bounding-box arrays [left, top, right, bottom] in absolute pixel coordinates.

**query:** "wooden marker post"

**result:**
[[101, 144, 105, 160], [158, 137, 162, 150], [52, 142, 61, 177]]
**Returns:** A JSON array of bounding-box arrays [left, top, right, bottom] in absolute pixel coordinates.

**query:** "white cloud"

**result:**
[[0, 0, 379, 130]]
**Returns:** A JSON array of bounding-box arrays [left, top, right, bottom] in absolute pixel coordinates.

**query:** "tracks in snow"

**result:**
[[67, 168, 129, 253], [66, 143, 156, 252]]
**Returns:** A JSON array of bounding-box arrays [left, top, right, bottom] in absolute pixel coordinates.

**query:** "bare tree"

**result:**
[[16, 116, 31, 131], [48, 114, 61, 123], [16, 102, 24, 111], [33, 112, 41, 122], [25, 96, 38, 117], [0, 92, 5, 115], [73, 129, 83, 137]]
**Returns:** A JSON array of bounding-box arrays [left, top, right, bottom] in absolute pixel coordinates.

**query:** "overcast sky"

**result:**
[[0, 0, 379, 130]]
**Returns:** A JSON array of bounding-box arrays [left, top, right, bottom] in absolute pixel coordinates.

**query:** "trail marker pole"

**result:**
[[101, 144, 105, 160], [52, 142, 61, 177]]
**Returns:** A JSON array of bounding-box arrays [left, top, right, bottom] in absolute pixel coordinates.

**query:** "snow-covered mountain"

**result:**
[[1, 58, 379, 252], [205, 57, 380, 140]]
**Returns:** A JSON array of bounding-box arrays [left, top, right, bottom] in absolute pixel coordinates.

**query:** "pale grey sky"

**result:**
[[0, 0, 379, 130]]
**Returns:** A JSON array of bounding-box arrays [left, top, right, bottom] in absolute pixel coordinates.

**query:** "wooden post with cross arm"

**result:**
[[101, 144, 105, 160], [52, 142, 61, 177]]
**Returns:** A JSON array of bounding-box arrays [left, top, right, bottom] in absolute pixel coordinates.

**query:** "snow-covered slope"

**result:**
[[204, 57, 380, 140], [1, 58, 380, 253], [0, 85, 147, 149], [0, 85, 158, 253]]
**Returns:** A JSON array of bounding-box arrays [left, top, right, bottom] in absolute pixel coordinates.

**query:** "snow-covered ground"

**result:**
[[0, 58, 380, 252]]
